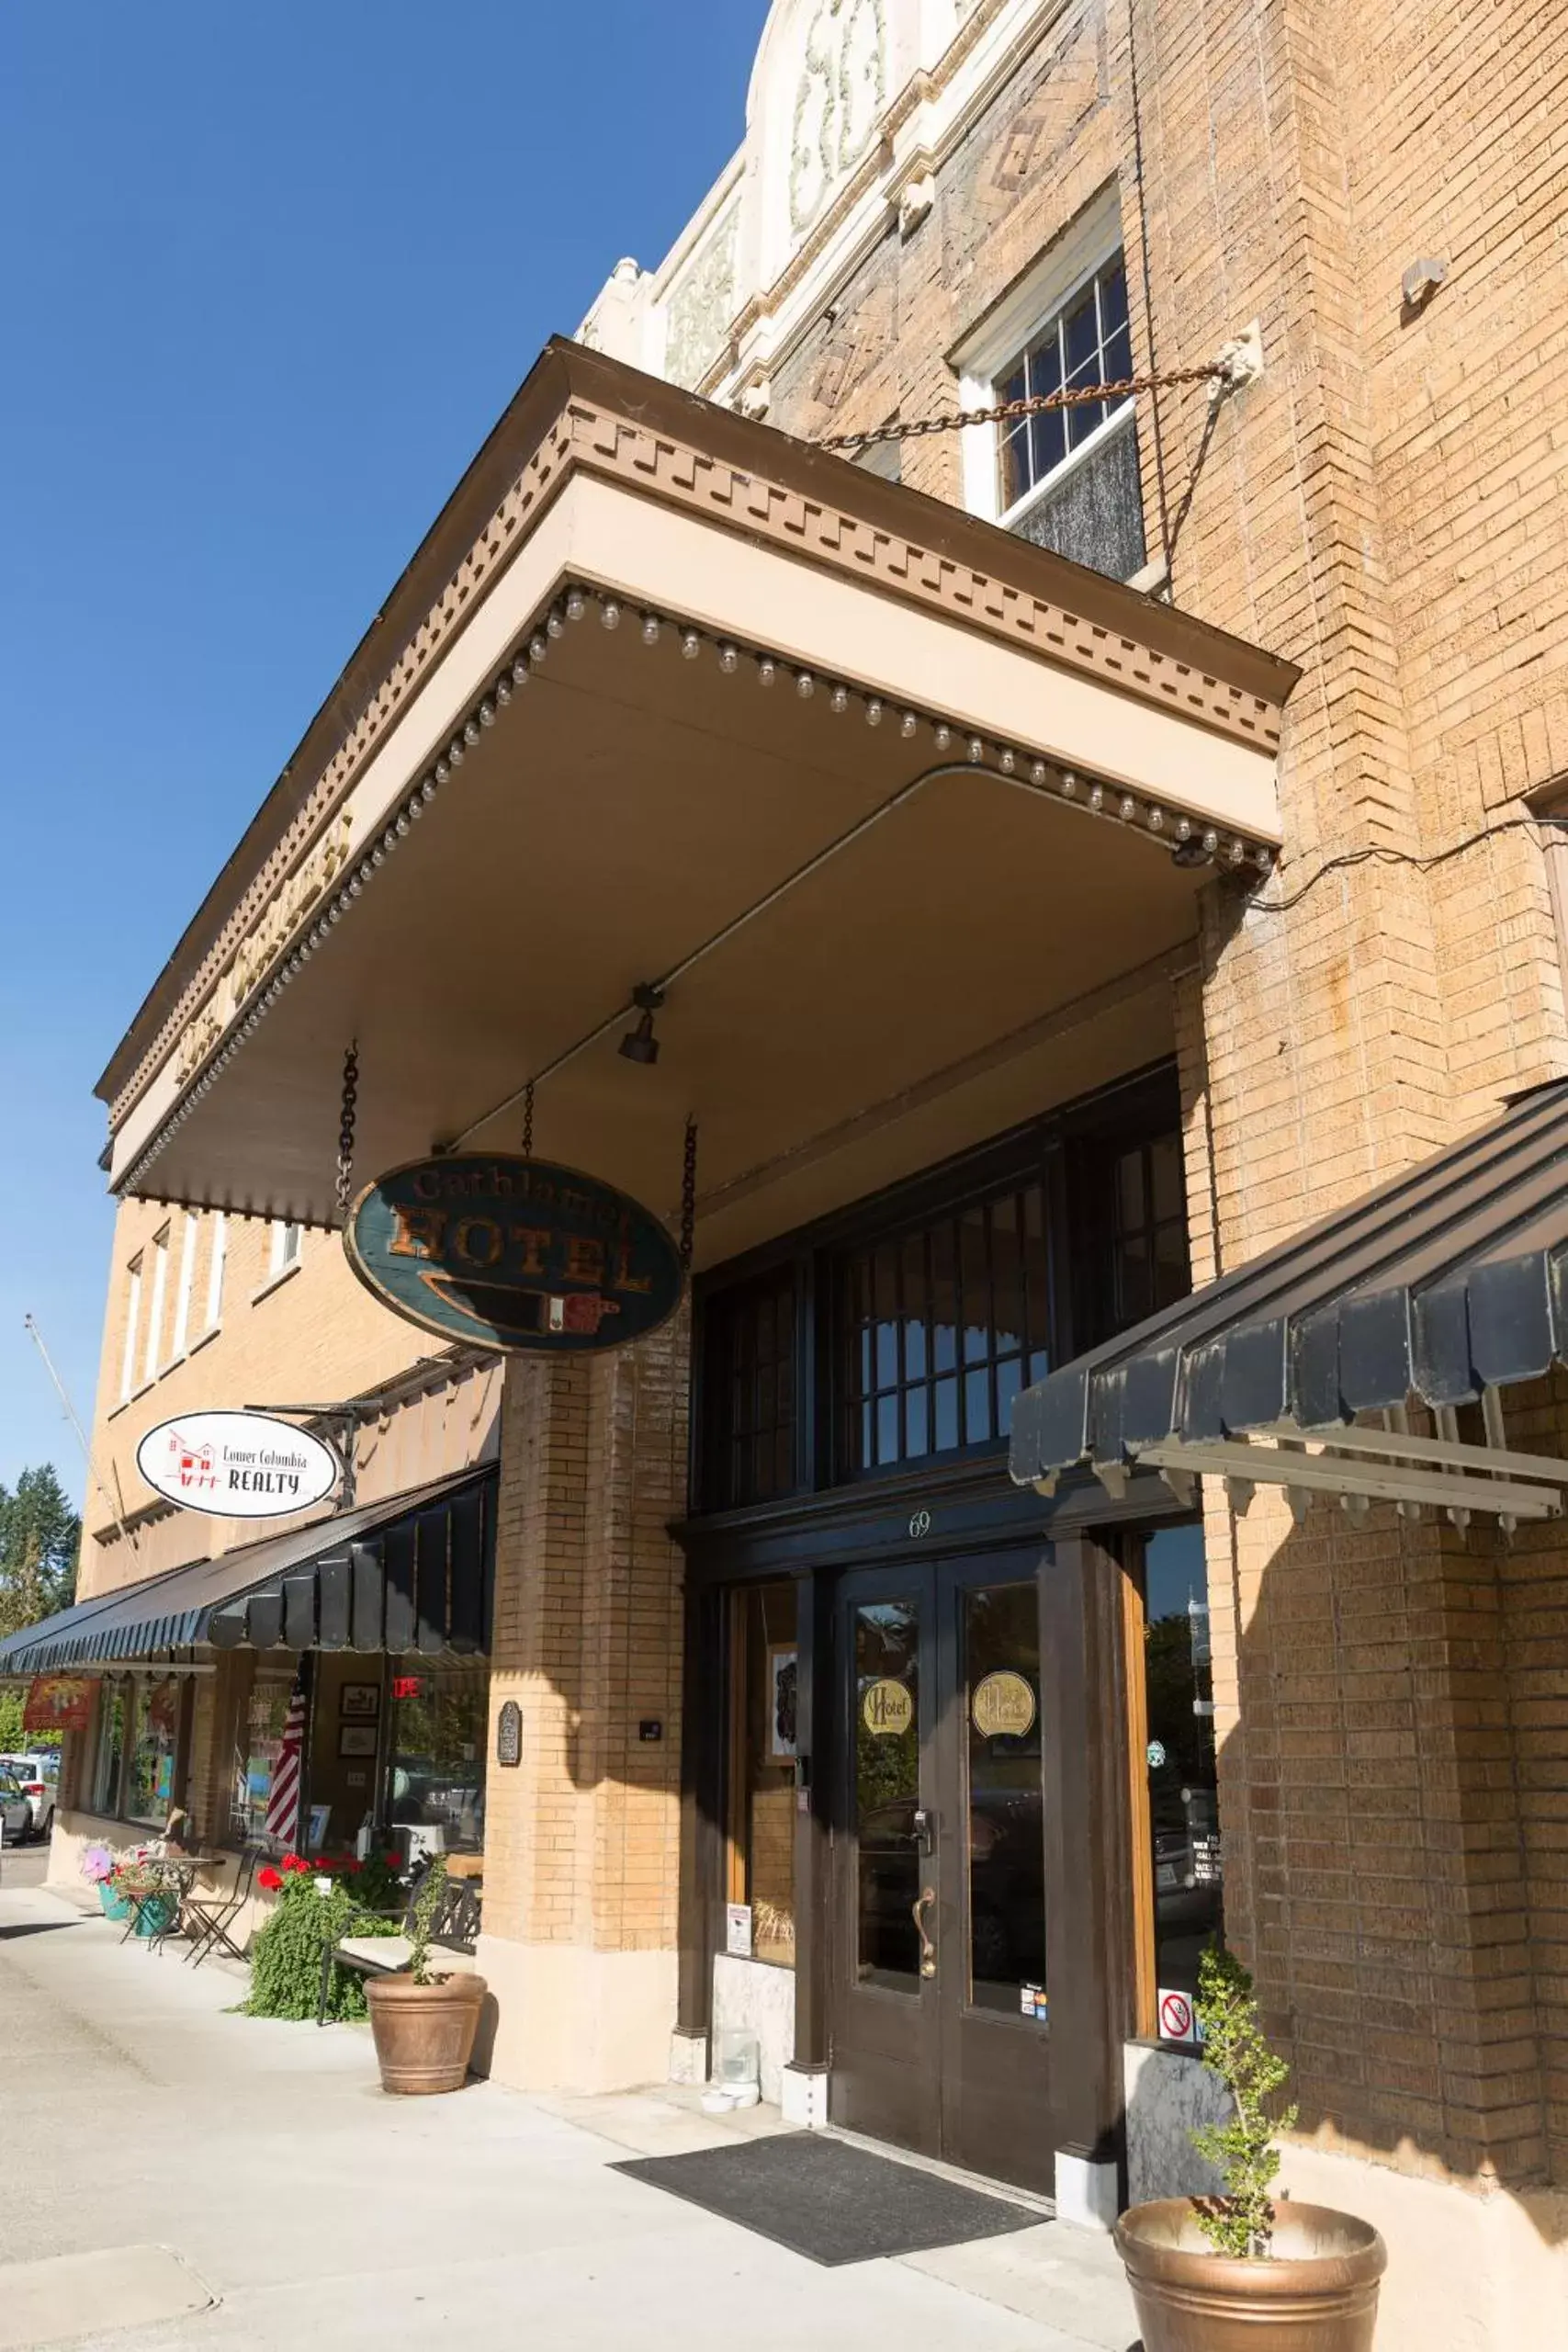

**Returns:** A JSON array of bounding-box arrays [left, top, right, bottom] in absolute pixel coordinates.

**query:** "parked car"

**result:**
[[0, 1771, 34, 1848], [0, 1753, 59, 1839]]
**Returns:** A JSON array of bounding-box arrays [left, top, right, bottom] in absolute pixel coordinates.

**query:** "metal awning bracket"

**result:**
[[1125, 1436, 1563, 1521]]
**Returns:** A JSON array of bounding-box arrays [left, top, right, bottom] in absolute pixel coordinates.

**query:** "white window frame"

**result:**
[[169, 1213, 198, 1362], [142, 1227, 170, 1386], [118, 1258, 143, 1404], [955, 187, 1133, 535], [269, 1220, 302, 1279], [203, 1214, 227, 1333]]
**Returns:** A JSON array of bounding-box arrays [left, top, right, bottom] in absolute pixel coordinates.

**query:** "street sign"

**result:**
[[135, 1411, 341, 1521], [345, 1155, 684, 1354]]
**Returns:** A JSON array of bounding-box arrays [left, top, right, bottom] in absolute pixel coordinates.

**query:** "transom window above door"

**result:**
[[693, 1065, 1189, 1512]]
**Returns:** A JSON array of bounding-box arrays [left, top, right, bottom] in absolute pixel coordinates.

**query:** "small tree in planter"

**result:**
[[1114, 1944, 1386, 2352], [1190, 1945, 1298, 2258], [364, 1857, 488, 2096]]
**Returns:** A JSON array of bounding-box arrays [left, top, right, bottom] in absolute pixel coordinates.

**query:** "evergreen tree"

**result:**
[[0, 1465, 81, 1640]]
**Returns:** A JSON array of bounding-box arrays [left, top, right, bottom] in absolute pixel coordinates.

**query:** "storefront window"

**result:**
[[123, 1677, 182, 1826], [1141, 1523, 1223, 2009], [91, 1679, 127, 1815], [387, 1664, 486, 1854], [728, 1582, 797, 1966], [231, 1670, 295, 1844]]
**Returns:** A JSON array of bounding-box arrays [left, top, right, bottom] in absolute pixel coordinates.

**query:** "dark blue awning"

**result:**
[[0, 1465, 494, 1675]]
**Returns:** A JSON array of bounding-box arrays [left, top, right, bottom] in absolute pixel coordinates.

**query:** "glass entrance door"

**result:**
[[830, 1571, 942, 2154], [830, 1556, 1054, 2188]]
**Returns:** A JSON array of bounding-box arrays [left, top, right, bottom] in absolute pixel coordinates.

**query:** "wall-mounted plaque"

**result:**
[[496, 1700, 523, 1768], [345, 1155, 684, 1355]]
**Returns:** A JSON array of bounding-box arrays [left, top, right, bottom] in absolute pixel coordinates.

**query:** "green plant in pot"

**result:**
[[363, 1856, 488, 2097], [1114, 1949, 1387, 2352]]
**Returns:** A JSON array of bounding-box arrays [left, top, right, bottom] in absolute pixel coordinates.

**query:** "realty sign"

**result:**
[[136, 1411, 341, 1521]]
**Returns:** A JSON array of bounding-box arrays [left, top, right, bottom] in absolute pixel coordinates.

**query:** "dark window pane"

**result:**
[[700, 1270, 801, 1510], [1118, 1149, 1147, 1229], [1029, 406, 1066, 484], [1151, 1135, 1184, 1224], [1065, 288, 1100, 383], [877, 1394, 901, 1465], [965, 1583, 1045, 2014], [931, 1222, 958, 1373], [934, 1376, 960, 1451], [1142, 1526, 1223, 2009], [995, 1354, 1023, 1430], [905, 1386, 931, 1458], [964, 1366, 993, 1445]]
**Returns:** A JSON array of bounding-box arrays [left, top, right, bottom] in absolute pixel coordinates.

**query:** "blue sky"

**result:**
[[0, 1, 771, 1501]]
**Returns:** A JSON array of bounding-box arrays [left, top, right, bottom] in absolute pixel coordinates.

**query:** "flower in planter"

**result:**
[[80, 1843, 116, 1885], [256, 1866, 284, 1892]]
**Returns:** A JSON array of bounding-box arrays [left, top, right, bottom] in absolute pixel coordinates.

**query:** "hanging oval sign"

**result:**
[[344, 1154, 684, 1355], [135, 1410, 341, 1521]]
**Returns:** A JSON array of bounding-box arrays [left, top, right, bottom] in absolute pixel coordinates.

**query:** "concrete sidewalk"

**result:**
[[0, 1878, 1139, 2351]]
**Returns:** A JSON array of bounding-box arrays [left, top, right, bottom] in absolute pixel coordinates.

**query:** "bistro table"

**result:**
[[118, 1853, 225, 1952]]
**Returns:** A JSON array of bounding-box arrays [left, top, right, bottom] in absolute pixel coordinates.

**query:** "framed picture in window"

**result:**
[[766, 1645, 797, 1762], [338, 1724, 378, 1758], [341, 1683, 379, 1721]]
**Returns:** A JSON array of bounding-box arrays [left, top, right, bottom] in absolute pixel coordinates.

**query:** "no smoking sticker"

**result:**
[[1158, 1987, 1196, 2042]]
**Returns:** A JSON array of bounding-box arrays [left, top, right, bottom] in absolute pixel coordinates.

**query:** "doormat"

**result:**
[[612, 2131, 1043, 2267]]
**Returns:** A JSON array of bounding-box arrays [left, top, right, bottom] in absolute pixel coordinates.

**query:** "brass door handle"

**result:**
[[913, 1885, 937, 1979]]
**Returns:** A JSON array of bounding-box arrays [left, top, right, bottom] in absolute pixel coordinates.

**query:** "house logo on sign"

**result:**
[[166, 1431, 217, 1495]]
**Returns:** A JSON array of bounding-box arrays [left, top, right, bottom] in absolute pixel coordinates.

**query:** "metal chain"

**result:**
[[521, 1081, 535, 1161], [334, 1043, 359, 1226], [680, 1117, 698, 1272], [815, 365, 1224, 453]]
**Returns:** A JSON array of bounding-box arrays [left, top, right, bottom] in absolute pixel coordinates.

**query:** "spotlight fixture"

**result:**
[[619, 983, 665, 1067]]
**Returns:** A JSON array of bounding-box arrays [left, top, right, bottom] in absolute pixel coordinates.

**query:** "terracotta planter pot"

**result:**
[[1115, 2199, 1386, 2352], [365, 1973, 487, 2096]]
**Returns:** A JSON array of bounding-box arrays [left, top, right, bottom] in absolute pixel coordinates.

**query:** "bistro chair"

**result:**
[[183, 1844, 266, 1968], [317, 1860, 482, 2024]]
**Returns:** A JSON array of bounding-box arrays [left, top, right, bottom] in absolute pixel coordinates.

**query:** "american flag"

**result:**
[[264, 1679, 307, 1848]]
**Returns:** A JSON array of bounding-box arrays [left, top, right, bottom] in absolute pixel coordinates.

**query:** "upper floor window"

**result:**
[[994, 254, 1145, 582], [118, 1256, 143, 1404], [204, 1213, 227, 1331], [268, 1220, 302, 1280], [699, 1269, 798, 1513], [141, 1227, 170, 1385], [169, 1214, 198, 1362]]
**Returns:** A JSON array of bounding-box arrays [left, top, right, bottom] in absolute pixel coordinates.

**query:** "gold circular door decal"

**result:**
[[971, 1669, 1037, 1740], [862, 1678, 914, 1736]]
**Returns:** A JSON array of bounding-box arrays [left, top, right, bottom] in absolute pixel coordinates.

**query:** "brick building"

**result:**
[[9, 3, 1568, 2341]]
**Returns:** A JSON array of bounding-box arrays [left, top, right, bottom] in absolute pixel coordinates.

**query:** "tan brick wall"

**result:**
[[482, 1307, 689, 1958], [80, 1195, 484, 1599], [759, 0, 1568, 2208]]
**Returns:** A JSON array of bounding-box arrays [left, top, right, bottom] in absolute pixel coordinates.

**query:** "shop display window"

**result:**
[[1139, 1523, 1224, 2007], [91, 1679, 127, 1815], [231, 1669, 294, 1844], [123, 1676, 183, 1826], [387, 1663, 486, 1854], [728, 1582, 797, 1966]]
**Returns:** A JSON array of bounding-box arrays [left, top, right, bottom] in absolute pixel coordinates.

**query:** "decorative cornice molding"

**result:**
[[107, 349, 1292, 1143]]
